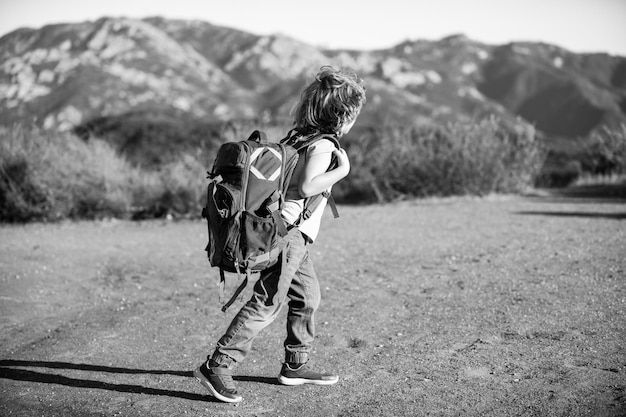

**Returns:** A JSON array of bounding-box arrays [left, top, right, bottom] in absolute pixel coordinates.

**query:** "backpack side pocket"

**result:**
[[206, 182, 242, 271]]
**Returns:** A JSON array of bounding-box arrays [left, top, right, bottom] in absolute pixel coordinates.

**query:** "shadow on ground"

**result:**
[[0, 360, 278, 403], [519, 184, 626, 219], [515, 211, 626, 220]]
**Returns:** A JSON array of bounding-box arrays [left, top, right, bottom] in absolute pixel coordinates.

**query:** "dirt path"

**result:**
[[1, 193, 625, 416]]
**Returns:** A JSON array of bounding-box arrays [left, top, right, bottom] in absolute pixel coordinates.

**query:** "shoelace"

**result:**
[[216, 374, 237, 391]]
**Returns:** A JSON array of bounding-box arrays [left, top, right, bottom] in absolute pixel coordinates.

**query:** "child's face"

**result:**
[[339, 118, 357, 137]]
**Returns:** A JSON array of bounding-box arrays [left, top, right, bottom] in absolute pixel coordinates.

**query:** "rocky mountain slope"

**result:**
[[1, 16, 624, 148]]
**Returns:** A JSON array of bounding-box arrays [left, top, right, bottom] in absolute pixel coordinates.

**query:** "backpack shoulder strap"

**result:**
[[298, 190, 339, 224], [286, 132, 341, 225], [287, 133, 339, 153]]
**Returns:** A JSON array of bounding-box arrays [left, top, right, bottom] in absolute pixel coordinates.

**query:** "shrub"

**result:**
[[1, 115, 546, 222], [0, 125, 162, 221], [337, 116, 544, 203], [582, 124, 626, 175], [536, 124, 626, 188], [152, 154, 207, 217], [0, 146, 49, 222]]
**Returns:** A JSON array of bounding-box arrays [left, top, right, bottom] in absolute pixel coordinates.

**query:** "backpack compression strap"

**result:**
[[219, 267, 248, 312], [265, 190, 288, 236], [219, 244, 282, 312]]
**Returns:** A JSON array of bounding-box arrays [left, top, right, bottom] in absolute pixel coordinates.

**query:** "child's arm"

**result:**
[[299, 148, 350, 198]]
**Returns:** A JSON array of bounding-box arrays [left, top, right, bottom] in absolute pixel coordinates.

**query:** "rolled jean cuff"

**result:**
[[210, 352, 237, 370], [285, 351, 308, 364]]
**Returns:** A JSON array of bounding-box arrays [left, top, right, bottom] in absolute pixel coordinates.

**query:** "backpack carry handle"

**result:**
[[248, 130, 268, 143]]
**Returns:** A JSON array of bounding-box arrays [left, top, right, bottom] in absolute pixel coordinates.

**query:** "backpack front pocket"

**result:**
[[242, 211, 279, 270]]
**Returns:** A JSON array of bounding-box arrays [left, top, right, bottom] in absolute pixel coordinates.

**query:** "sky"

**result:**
[[1, 0, 625, 55]]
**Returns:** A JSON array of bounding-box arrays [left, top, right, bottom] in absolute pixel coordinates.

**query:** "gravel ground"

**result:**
[[1, 192, 625, 416]]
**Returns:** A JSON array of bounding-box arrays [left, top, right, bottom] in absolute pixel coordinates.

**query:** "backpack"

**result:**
[[202, 129, 339, 312]]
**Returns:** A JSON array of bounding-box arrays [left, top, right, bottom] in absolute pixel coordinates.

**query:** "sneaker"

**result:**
[[278, 362, 339, 386], [193, 362, 242, 403]]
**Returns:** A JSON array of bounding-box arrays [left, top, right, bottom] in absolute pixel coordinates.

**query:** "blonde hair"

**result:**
[[292, 66, 366, 135]]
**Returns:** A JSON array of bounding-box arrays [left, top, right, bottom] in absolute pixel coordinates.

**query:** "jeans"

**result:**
[[210, 228, 320, 368]]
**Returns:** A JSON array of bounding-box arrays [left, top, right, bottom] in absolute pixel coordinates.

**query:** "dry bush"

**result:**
[[1, 116, 546, 221], [0, 126, 162, 221], [338, 117, 544, 203], [0, 126, 49, 221], [153, 154, 207, 217], [583, 124, 626, 175]]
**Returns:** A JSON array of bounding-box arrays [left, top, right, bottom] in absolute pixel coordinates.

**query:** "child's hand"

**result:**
[[333, 148, 351, 177]]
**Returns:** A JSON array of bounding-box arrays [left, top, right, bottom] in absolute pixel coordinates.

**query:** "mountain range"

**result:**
[[1, 16, 625, 166]]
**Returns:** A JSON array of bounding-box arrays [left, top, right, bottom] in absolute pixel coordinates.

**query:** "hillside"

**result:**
[[1, 16, 625, 180]]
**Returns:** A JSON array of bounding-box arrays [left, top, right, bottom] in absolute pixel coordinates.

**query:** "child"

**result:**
[[194, 65, 366, 403]]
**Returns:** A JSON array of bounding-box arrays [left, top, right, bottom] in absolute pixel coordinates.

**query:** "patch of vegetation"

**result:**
[[12, 114, 616, 222], [72, 109, 227, 169], [581, 124, 626, 176], [337, 116, 544, 203], [0, 125, 204, 222], [537, 124, 626, 187]]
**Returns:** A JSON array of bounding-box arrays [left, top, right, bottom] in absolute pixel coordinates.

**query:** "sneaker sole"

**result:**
[[193, 368, 242, 403], [277, 374, 339, 386]]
